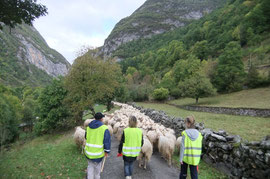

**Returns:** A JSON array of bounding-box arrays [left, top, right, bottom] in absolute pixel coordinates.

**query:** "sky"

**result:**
[[34, 0, 146, 64]]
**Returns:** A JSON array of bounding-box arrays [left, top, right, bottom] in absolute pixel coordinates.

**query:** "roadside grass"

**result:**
[[172, 152, 228, 179], [0, 131, 87, 178], [136, 102, 270, 141], [168, 87, 270, 109]]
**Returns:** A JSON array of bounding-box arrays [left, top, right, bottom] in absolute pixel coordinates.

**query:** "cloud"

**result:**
[[34, 0, 146, 63]]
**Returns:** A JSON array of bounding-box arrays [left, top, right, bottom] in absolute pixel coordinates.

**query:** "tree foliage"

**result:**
[[212, 42, 246, 92], [34, 79, 69, 135], [65, 53, 121, 124], [152, 87, 169, 101], [0, 0, 47, 29]]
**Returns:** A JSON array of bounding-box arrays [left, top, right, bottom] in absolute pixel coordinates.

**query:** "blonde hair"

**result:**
[[185, 115, 195, 128], [129, 115, 137, 128]]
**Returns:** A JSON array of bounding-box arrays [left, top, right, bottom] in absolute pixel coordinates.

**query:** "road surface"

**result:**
[[100, 136, 179, 179]]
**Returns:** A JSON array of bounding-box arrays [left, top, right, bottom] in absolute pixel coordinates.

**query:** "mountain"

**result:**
[[101, 0, 226, 57], [0, 23, 70, 86]]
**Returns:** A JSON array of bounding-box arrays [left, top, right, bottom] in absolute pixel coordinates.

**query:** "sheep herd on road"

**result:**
[[74, 102, 182, 168]]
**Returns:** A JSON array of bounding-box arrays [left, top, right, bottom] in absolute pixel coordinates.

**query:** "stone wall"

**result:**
[[171, 104, 270, 118], [129, 103, 270, 179]]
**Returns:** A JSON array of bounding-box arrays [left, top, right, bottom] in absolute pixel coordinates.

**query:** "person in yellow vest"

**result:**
[[179, 116, 202, 179], [84, 112, 111, 179], [117, 116, 144, 179]]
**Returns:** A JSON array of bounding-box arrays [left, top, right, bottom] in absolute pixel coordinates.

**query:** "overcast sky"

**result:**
[[34, 0, 146, 64]]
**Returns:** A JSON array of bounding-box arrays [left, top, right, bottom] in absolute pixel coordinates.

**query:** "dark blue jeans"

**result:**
[[124, 160, 134, 177], [179, 162, 198, 179]]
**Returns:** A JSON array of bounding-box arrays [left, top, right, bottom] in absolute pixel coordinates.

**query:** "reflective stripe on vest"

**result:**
[[123, 127, 142, 157], [84, 124, 108, 159], [182, 130, 203, 166]]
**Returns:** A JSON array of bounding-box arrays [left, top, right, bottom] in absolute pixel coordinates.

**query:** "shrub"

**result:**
[[152, 88, 169, 101]]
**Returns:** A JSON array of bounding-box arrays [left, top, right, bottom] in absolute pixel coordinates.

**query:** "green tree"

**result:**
[[0, 0, 47, 29], [65, 54, 121, 124], [246, 65, 261, 88], [126, 67, 137, 75], [152, 88, 169, 101], [34, 79, 69, 135], [192, 40, 209, 61], [178, 73, 216, 104], [212, 41, 246, 92], [0, 94, 19, 146]]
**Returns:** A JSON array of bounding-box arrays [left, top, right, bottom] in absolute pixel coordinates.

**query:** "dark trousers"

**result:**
[[124, 160, 134, 176], [179, 162, 198, 179]]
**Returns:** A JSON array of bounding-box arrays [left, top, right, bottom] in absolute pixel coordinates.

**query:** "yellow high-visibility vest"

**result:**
[[123, 127, 142, 157], [84, 125, 108, 159], [182, 130, 203, 165]]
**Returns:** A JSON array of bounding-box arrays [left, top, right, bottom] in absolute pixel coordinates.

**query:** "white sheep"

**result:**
[[138, 137, 153, 169], [113, 122, 120, 134], [147, 130, 159, 151], [175, 136, 182, 154], [158, 136, 175, 166], [84, 119, 94, 128], [115, 127, 124, 141], [74, 126, 86, 154], [107, 125, 113, 136]]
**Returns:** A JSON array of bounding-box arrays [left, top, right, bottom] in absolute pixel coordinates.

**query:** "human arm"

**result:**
[[179, 134, 185, 164], [103, 129, 111, 154], [118, 133, 125, 154]]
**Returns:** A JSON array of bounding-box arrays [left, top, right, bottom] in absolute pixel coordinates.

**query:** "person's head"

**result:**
[[129, 115, 137, 128], [185, 115, 195, 129], [94, 112, 105, 122]]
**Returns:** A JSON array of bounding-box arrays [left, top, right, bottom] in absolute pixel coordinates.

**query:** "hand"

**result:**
[[104, 152, 108, 157], [180, 162, 183, 165], [117, 153, 123, 157]]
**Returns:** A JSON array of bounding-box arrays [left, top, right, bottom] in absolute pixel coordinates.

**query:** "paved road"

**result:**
[[100, 136, 179, 179]]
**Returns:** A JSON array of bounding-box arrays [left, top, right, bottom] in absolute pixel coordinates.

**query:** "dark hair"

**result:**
[[185, 115, 195, 128]]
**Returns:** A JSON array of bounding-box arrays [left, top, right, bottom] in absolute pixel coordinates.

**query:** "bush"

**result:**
[[0, 94, 19, 146], [152, 88, 169, 101]]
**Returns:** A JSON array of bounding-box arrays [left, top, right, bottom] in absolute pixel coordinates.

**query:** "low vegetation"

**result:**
[[137, 102, 270, 141]]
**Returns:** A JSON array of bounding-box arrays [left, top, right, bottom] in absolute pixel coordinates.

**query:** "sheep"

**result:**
[[165, 133, 177, 144], [74, 126, 86, 154], [175, 136, 182, 154], [113, 122, 120, 134], [107, 125, 113, 136], [137, 137, 153, 169], [115, 127, 124, 141], [147, 130, 159, 151], [158, 136, 175, 166], [84, 119, 94, 128]]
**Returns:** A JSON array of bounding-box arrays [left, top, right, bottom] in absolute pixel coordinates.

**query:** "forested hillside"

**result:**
[[112, 0, 270, 102], [0, 23, 70, 87], [102, 0, 226, 56]]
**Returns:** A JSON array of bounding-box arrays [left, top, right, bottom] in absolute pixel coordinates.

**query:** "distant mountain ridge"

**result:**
[[101, 0, 226, 57], [0, 23, 70, 86]]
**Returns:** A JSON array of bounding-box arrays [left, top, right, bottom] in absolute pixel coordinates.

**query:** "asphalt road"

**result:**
[[100, 136, 179, 179]]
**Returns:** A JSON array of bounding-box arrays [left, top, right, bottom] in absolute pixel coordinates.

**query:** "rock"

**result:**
[[261, 140, 270, 150], [249, 149, 257, 159], [239, 143, 249, 154], [216, 143, 232, 151], [258, 149, 263, 155], [265, 153, 270, 165], [226, 135, 241, 143], [210, 133, 227, 142], [233, 149, 241, 158], [248, 141, 260, 146]]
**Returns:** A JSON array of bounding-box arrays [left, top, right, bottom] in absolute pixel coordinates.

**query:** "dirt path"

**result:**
[[100, 136, 179, 179]]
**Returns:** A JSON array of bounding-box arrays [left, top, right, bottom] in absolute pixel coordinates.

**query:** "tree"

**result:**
[[212, 42, 246, 92], [192, 40, 209, 61], [246, 65, 261, 88], [0, 0, 47, 29], [65, 53, 121, 124], [0, 94, 19, 146], [178, 73, 216, 104], [152, 88, 169, 101], [34, 79, 70, 135]]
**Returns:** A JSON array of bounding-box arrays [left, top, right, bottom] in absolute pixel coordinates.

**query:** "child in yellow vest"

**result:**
[[179, 116, 202, 179]]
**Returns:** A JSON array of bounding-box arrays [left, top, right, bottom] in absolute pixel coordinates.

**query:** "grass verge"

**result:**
[[136, 102, 270, 141], [168, 87, 270, 109]]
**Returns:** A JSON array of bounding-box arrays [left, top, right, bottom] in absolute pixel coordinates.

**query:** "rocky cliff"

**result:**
[[101, 0, 226, 57], [0, 23, 70, 86]]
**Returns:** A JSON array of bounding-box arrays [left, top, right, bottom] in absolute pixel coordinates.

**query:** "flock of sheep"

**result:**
[[74, 102, 182, 168]]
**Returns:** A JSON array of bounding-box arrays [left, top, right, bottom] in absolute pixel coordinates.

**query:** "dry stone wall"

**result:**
[[129, 103, 270, 179]]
